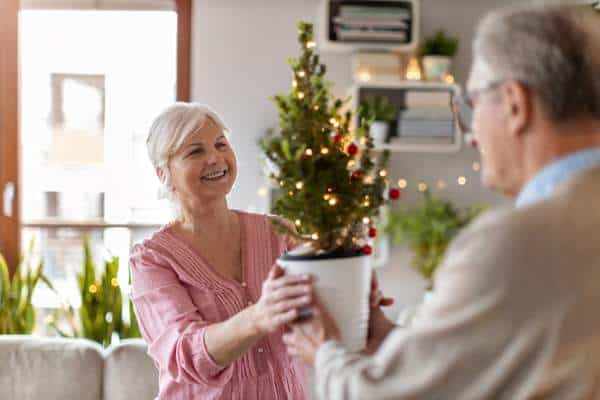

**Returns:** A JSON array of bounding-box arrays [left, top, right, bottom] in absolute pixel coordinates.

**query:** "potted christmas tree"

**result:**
[[260, 22, 400, 351], [420, 30, 459, 81]]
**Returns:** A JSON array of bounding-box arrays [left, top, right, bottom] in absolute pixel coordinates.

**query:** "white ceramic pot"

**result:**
[[278, 252, 372, 352], [422, 55, 452, 81], [369, 121, 389, 147]]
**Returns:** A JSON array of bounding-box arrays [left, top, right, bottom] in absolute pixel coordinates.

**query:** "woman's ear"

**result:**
[[156, 167, 165, 182]]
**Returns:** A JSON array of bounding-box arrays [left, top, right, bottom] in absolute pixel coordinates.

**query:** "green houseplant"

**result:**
[[48, 236, 140, 347], [359, 96, 397, 146], [260, 22, 400, 351], [386, 191, 482, 284], [0, 244, 54, 334], [420, 30, 459, 81]]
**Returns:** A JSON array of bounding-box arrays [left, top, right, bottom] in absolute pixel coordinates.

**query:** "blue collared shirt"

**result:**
[[516, 148, 600, 208]]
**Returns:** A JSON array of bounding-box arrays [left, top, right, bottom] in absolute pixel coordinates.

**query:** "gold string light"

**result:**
[[418, 182, 428, 192], [458, 176, 467, 186], [295, 181, 304, 189], [398, 179, 407, 189], [305, 148, 313, 156]]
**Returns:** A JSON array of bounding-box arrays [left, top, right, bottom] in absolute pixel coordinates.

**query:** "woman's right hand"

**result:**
[[250, 265, 312, 335]]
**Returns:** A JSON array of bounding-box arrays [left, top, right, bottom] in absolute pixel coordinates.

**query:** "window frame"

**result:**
[[0, 0, 191, 276]]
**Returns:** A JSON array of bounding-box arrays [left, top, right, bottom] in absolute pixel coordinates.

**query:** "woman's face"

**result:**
[[167, 118, 237, 209]]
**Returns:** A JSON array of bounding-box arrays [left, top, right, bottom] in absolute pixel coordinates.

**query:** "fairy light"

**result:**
[[364, 176, 374, 184], [311, 233, 319, 240], [306, 41, 316, 49], [295, 219, 301, 227], [288, 191, 294, 196], [347, 160, 356, 169], [314, 105, 320, 111], [328, 197, 338, 206], [279, 180, 285, 187], [398, 179, 407, 189], [472, 161, 481, 172], [329, 118, 340, 128], [362, 217, 370, 225], [297, 92, 305, 99], [363, 200, 371, 207], [418, 182, 428, 192], [89, 284, 97, 294], [292, 80, 298, 88], [305, 148, 313, 156], [379, 170, 387, 177], [458, 176, 467, 186], [321, 147, 329, 155], [437, 180, 447, 190], [323, 194, 332, 201], [111, 278, 119, 287], [444, 73, 455, 84], [327, 187, 333, 193], [298, 70, 306, 78], [360, 136, 367, 145], [295, 181, 304, 190]]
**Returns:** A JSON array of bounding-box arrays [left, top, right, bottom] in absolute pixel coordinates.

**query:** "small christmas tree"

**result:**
[[261, 22, 399, 255]]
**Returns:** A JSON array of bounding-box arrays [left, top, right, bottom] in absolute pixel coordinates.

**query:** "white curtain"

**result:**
[[20, 0, 176, 11]]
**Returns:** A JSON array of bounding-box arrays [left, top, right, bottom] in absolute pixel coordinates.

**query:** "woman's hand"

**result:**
[[250, 264, 312, 335], [370, 271, 395, 308]]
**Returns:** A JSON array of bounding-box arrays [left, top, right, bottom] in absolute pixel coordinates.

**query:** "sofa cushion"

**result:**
[[103, 339, 158, 400], [0, 335, 104, 400]]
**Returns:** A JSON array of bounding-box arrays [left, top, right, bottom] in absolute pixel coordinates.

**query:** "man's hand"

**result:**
[[282, 294, 341, 366]]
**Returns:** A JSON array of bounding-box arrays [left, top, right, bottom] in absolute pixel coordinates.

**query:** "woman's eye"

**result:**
[[189, 148, 203, 156]]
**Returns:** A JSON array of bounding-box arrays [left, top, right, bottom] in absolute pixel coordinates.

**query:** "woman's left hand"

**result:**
[[370, 271, 394, 308]]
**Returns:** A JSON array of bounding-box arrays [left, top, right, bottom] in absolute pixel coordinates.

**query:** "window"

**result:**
[[6, 1, 192, 319]]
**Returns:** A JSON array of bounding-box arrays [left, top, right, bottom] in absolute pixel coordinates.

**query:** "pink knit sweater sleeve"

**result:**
[[130, 243, 234, 388]]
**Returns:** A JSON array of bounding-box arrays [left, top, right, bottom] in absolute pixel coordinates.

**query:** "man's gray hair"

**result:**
[[474, 3, 600, 122]]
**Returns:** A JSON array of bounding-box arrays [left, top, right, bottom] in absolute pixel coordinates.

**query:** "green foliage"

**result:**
[[386, 191, 483, 281], [0, 243, 53, 334], [359, 96, 397, 123], [48, 236, 140, 347], [260, 22, 391, 253], [420, 30, 459, 57]]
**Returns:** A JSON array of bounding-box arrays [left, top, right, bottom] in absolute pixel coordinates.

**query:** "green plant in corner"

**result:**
[[0, 242, 54, 334], [359, 96, 397, 123], [386, 190, 483, 283], [48, 236, 140, 347], [420, 30, 459, 57]]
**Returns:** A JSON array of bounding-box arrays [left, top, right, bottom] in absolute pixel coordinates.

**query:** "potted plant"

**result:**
[[47, 236, 140, 347], [0, 243, 54, 334], [386, 190, 482, 287], [359, 96, 397, 147], [420, 30, 459, 81], [260, 22, 400, 351]]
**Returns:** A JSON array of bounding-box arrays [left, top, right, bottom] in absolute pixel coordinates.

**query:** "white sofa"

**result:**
[[0, 335, 158, 400]]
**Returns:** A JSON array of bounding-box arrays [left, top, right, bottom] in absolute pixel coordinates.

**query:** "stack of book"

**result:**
[[396, 91, 454, 142], [333, 5, 410, 43]]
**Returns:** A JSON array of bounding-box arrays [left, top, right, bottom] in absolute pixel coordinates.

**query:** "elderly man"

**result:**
[[283, 4, 600, 399]]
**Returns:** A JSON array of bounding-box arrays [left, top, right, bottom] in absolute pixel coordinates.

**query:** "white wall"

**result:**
[[191, 0, 514, 316]]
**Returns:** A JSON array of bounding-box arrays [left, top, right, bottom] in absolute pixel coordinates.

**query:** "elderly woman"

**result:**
[[129, 103, 311, 399]]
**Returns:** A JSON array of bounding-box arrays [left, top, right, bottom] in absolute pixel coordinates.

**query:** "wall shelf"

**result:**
[[318, 0, 420, 52], [349, 80, 463, 153]]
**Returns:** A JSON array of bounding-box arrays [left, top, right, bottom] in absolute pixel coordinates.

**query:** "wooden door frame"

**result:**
[[0, 0, 192, 276], [0, 0, 20, 274]]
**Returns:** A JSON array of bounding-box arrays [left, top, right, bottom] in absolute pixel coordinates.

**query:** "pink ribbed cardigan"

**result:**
[[130, 211, 307, 399]]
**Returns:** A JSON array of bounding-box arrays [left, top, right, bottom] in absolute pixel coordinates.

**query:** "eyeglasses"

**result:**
[[452, 80, 506, 137]]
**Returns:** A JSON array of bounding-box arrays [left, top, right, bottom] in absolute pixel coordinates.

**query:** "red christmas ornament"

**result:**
[[332, 134, 342, 144], [347, 143, 359, 156], [351, 170, 361, 179], [389, 188, 401, 200], [362, 245, 373, 255], [368, 227, 377, 238]]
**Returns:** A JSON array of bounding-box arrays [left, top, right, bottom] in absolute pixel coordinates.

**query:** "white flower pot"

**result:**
[[369, 121, 389, 147], [278, 252, 372, 352], [422, 55, 452, 81]]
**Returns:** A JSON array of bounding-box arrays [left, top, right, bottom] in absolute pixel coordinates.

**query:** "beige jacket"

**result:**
[[315, 167, 600, 400]]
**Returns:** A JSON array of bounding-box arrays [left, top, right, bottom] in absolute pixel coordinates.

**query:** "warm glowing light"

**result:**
[[398, 179, 407, 189], [347, 160, 356, 169], [362, 217, 370, 225], [444, 73, 455, 84], [295, 219, 301, 226], [295, 181, 304, 189], [292, 80, 298, 88], [298, 70, 306, 78], [379, 170, 387, 177], [311, 233, 319, 240], [305, 148, 313, 156], [458, 176, 467, 186], [297, 92, 305, 99], [321, 147, 329, 155], [364, 176, 374, 184], [406, 57, 422, 80], [418, 182, 428, 192], [437, 180, 447, 190], [111, 278, 119, 287], [258, 187, 268, 197], [472, 162, 481, 171], [306, 41, 316, 49], [323, 194, 331, 201], [328, 197, 338, 206], [359, 70, 371, 82], [89, 284, 97, 294]]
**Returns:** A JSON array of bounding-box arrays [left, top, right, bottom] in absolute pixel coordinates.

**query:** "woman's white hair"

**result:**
[[146, 102, 230, 204]]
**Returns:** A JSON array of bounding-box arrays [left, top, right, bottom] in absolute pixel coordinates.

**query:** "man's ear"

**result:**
[[501, 80, 531, 139]]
